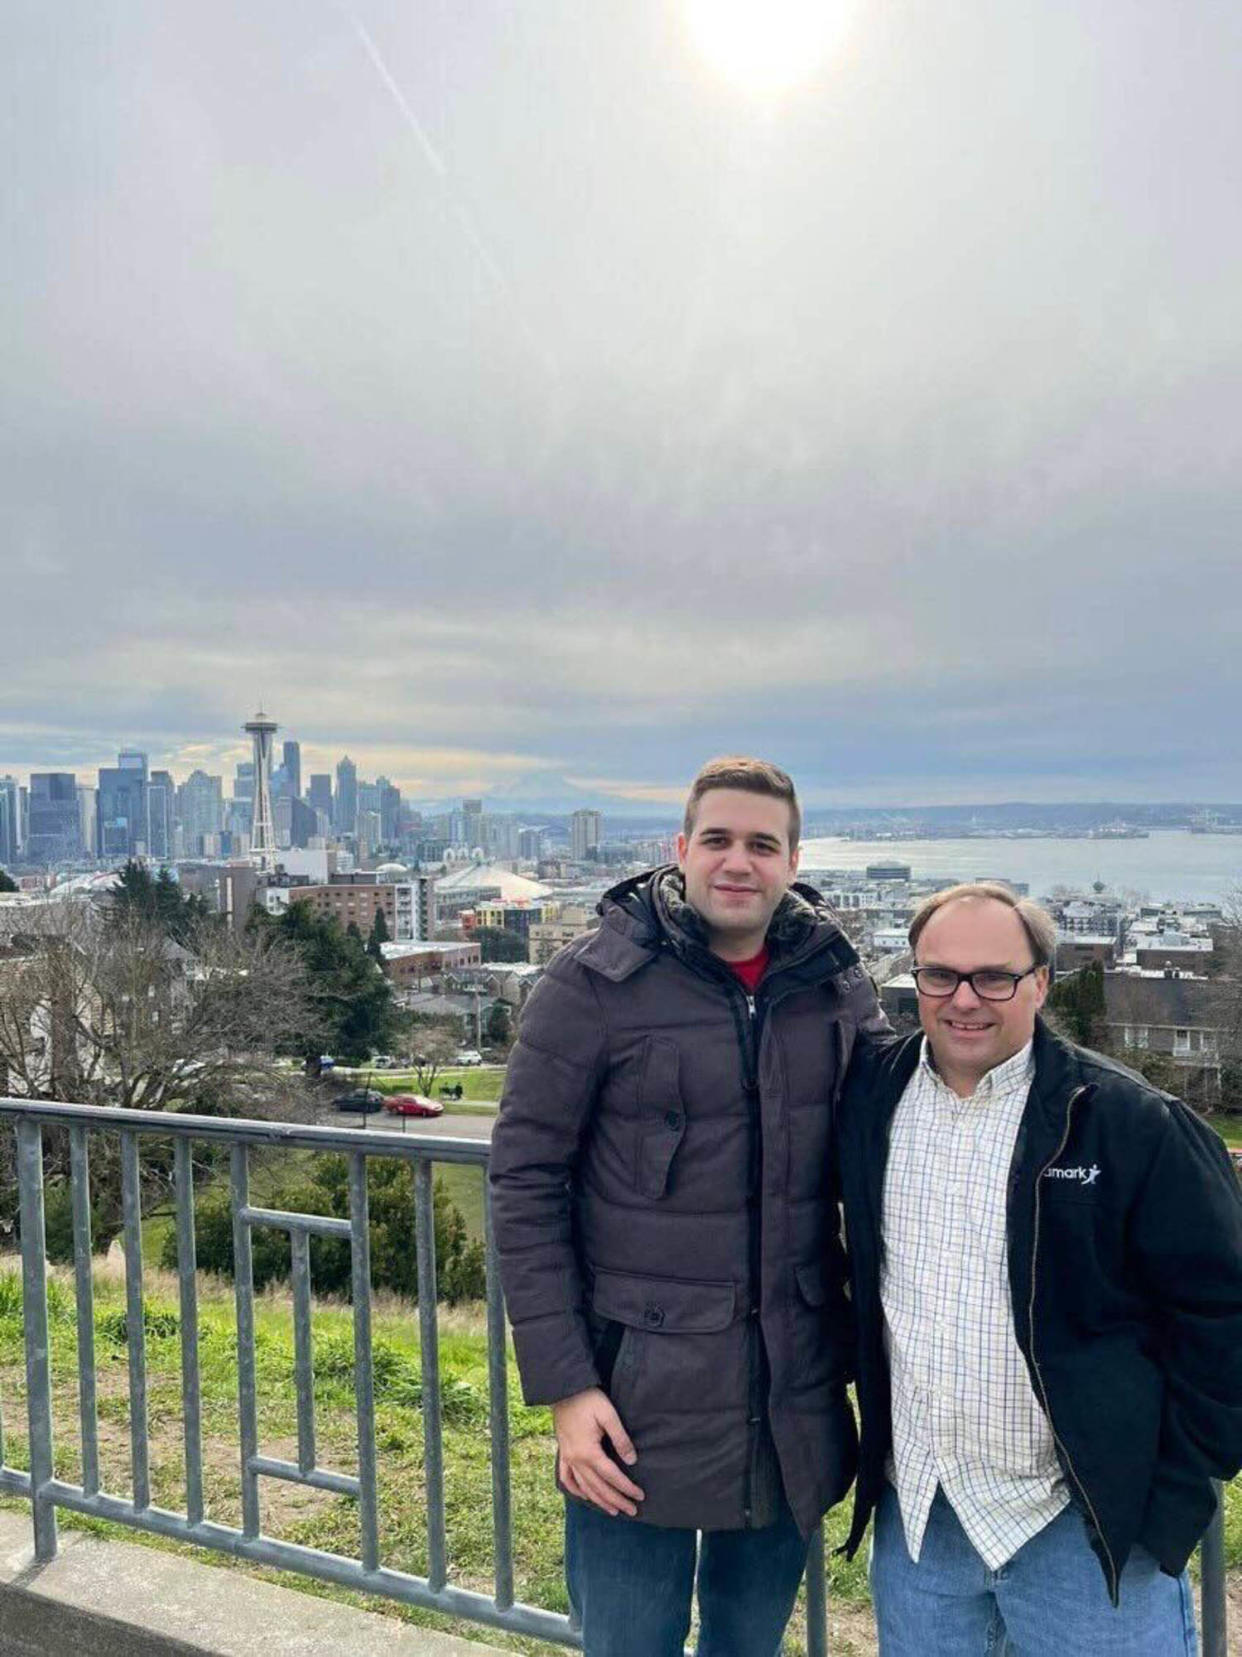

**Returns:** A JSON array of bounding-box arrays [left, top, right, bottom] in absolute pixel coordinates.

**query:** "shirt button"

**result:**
[[664, 1110, 683, 1130], [643, 1304, 665, 1328]]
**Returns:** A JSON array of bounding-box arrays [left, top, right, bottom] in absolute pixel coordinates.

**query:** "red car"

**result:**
[[383, 1093, 445, 1118]]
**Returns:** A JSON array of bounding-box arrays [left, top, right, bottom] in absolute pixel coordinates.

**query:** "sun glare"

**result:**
[[684, 0, 854, 98]]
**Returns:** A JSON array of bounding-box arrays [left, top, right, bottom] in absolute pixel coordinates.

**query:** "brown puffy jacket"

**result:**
[[489, 867, 889, 1536]]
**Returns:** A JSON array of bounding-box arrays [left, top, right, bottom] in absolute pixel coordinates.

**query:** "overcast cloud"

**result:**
[[5, 0, 1241, 807]]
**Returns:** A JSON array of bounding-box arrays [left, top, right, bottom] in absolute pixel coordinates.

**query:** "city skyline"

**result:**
[[6, 4, 1242, 807]]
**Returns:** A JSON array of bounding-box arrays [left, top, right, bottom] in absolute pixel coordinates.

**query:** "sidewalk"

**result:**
[[0, 1512, 510, 1657]]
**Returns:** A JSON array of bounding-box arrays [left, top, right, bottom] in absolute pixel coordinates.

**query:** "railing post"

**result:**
[[804, 1523, 828, 1657], [231, 1142, 261, 1538], [1200, 1481, 1226, 1657], [121, 1131, 150, 1509], [349, 1152, 380, 1573], [69, 1125, 99, 1498], [414, 1158, 447, 1592], [483, 1179, 514, 1612], [174, 1137, 204, 1525], [16, 1117, 57, 1561]]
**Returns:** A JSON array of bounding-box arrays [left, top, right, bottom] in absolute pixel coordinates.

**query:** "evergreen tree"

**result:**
[[367, 908, 390, 963], [261, 901, 398, 1067], [109, 860, 210, 944], [0, 868, 17, 893]]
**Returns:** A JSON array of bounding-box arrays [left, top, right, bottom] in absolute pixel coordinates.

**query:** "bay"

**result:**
[[798, 829, 1242, 905]]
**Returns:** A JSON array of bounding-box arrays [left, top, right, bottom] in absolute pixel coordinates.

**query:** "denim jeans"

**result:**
[[870, 1483, 1198, 1656], [564, 1495, 810, 1657]]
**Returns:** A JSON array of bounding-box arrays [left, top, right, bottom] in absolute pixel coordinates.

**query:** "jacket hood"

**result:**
[[578, 863, 857, 981]]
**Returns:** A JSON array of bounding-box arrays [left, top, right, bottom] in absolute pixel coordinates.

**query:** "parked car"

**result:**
[[454, 1049, 484, 1067], [319, 1054, 336, 1070], [371, 1054, 399, 1069], [383, 1093, 445, 1118], [332, 1088, 385, 1113]]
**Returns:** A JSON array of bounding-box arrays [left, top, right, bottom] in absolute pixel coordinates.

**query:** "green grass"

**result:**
[[1205, 1114, 1242, 1150], [363, 1067, 505, 1104], [0, 1262, 871, 1654], [0, 1259, 1237, 1654]]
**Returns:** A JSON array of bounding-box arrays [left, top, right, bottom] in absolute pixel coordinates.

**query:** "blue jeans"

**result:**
[[870, 1484, 1198, 1656], [564, 1495, 810, 1657]]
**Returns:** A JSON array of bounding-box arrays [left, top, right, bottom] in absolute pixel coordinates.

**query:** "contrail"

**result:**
[[339, 5, 554, 375]]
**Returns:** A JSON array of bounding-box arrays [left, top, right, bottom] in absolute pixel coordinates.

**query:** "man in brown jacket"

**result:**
[[490, 758, 887, 1656]]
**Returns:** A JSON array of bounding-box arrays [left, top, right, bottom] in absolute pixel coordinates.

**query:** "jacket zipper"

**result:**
[[1027, 1083, 1119, 1602], [743, 990, 760, 1524]]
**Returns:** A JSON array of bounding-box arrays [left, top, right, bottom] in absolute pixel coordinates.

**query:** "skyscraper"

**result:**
[[463, 798, 484, 851], [378, 778, 401, 846], [335, 757, 358, 836], [97, 756, 148, 859], [178, 771, 224, 855], [148, 770, 175, 862], [77, 784, 97, 856], [282, 739, 301, 802], [308, 773, 333, 819], [0, 775, 20, 864], [28, 773, 83, 863], [570, 809, 603, 862], [243, 709, 278, 870]]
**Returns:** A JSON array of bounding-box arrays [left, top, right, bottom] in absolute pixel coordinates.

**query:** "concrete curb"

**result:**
[[0, 1513, 510, 1657]]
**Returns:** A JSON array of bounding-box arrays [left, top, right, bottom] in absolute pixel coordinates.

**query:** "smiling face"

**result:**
[[676, 787, 799, 961], [914, 896, 1049, 1096]]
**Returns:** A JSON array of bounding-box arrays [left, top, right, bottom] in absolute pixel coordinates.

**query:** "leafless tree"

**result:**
[[0, 895, 311, 1113], [0, 894, 316, 1247]]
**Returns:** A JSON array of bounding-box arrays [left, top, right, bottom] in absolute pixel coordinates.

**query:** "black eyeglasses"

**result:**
[[912, 965, 1042, 1002]]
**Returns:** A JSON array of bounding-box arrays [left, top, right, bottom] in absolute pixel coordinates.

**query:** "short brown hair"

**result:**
[[683, 757, 801, 850], [908, 882, 1057, 967]]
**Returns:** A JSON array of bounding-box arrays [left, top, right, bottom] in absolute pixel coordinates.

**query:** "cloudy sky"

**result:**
[[6, 1, 1241, 809]]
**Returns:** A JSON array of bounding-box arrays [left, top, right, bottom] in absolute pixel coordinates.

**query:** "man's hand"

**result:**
[[552, 1387, 645, 1517]]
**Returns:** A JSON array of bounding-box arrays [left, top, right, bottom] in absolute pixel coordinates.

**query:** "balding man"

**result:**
[[837, 882, 1242, 1655]]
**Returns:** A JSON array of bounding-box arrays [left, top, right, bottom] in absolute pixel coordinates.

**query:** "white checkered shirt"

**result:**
[[880, 1038, 1068, 1569]]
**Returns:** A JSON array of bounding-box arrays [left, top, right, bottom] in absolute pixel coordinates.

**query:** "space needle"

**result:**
[[243, 708, 278, 870]]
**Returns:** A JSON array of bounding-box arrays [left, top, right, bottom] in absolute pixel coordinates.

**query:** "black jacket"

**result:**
[[837, 1017, 1242, 1600], [490, 867, 889, 1535]]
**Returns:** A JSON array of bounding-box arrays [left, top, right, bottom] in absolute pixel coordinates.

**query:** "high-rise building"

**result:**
[[282, 740, 301, 802], [77, 784, 97, 856], [335, 757, 358, 836], [463, 798, 484, 851], [0, 775, 20, 865], [570, 809, 603, 862], [243, 709, 279, 870], [97, 757, 149, 860], [233, 761, 255, 804], [28, 773, 83, 863], [148, 770, 175, 862], [517, 827, 544, 860], [178, 771, 224, 856], [308, 773, 333, 819], [273, 794, 317, 850], [378, 778, 401, 846]]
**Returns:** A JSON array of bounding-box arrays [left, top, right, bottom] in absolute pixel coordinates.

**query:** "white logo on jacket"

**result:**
[[1043, 1163, 1100, 1186]]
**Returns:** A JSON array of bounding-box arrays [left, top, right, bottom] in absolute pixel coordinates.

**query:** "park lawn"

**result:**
[[366, 1066, 505, 1104], [0, 1262, 876, 1656]]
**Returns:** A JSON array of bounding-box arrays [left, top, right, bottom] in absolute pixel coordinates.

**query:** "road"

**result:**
[[314, 1104, 497, 1142]]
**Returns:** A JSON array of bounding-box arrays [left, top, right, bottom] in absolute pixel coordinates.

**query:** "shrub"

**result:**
[[158, 1159, 486, 1304], [98, 1303, 180, 1344]]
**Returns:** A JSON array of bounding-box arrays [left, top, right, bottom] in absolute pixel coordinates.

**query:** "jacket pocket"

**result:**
[[591, 1270, 742, 1419], [635, 1036, 686, 1199], [593, 1269, 736, 1333]]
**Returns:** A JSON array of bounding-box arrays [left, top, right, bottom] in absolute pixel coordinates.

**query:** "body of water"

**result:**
[[799, 829, 1242, 905]]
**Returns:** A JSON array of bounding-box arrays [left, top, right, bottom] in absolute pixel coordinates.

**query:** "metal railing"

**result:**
[[0, 1098, 1228, 1657]]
